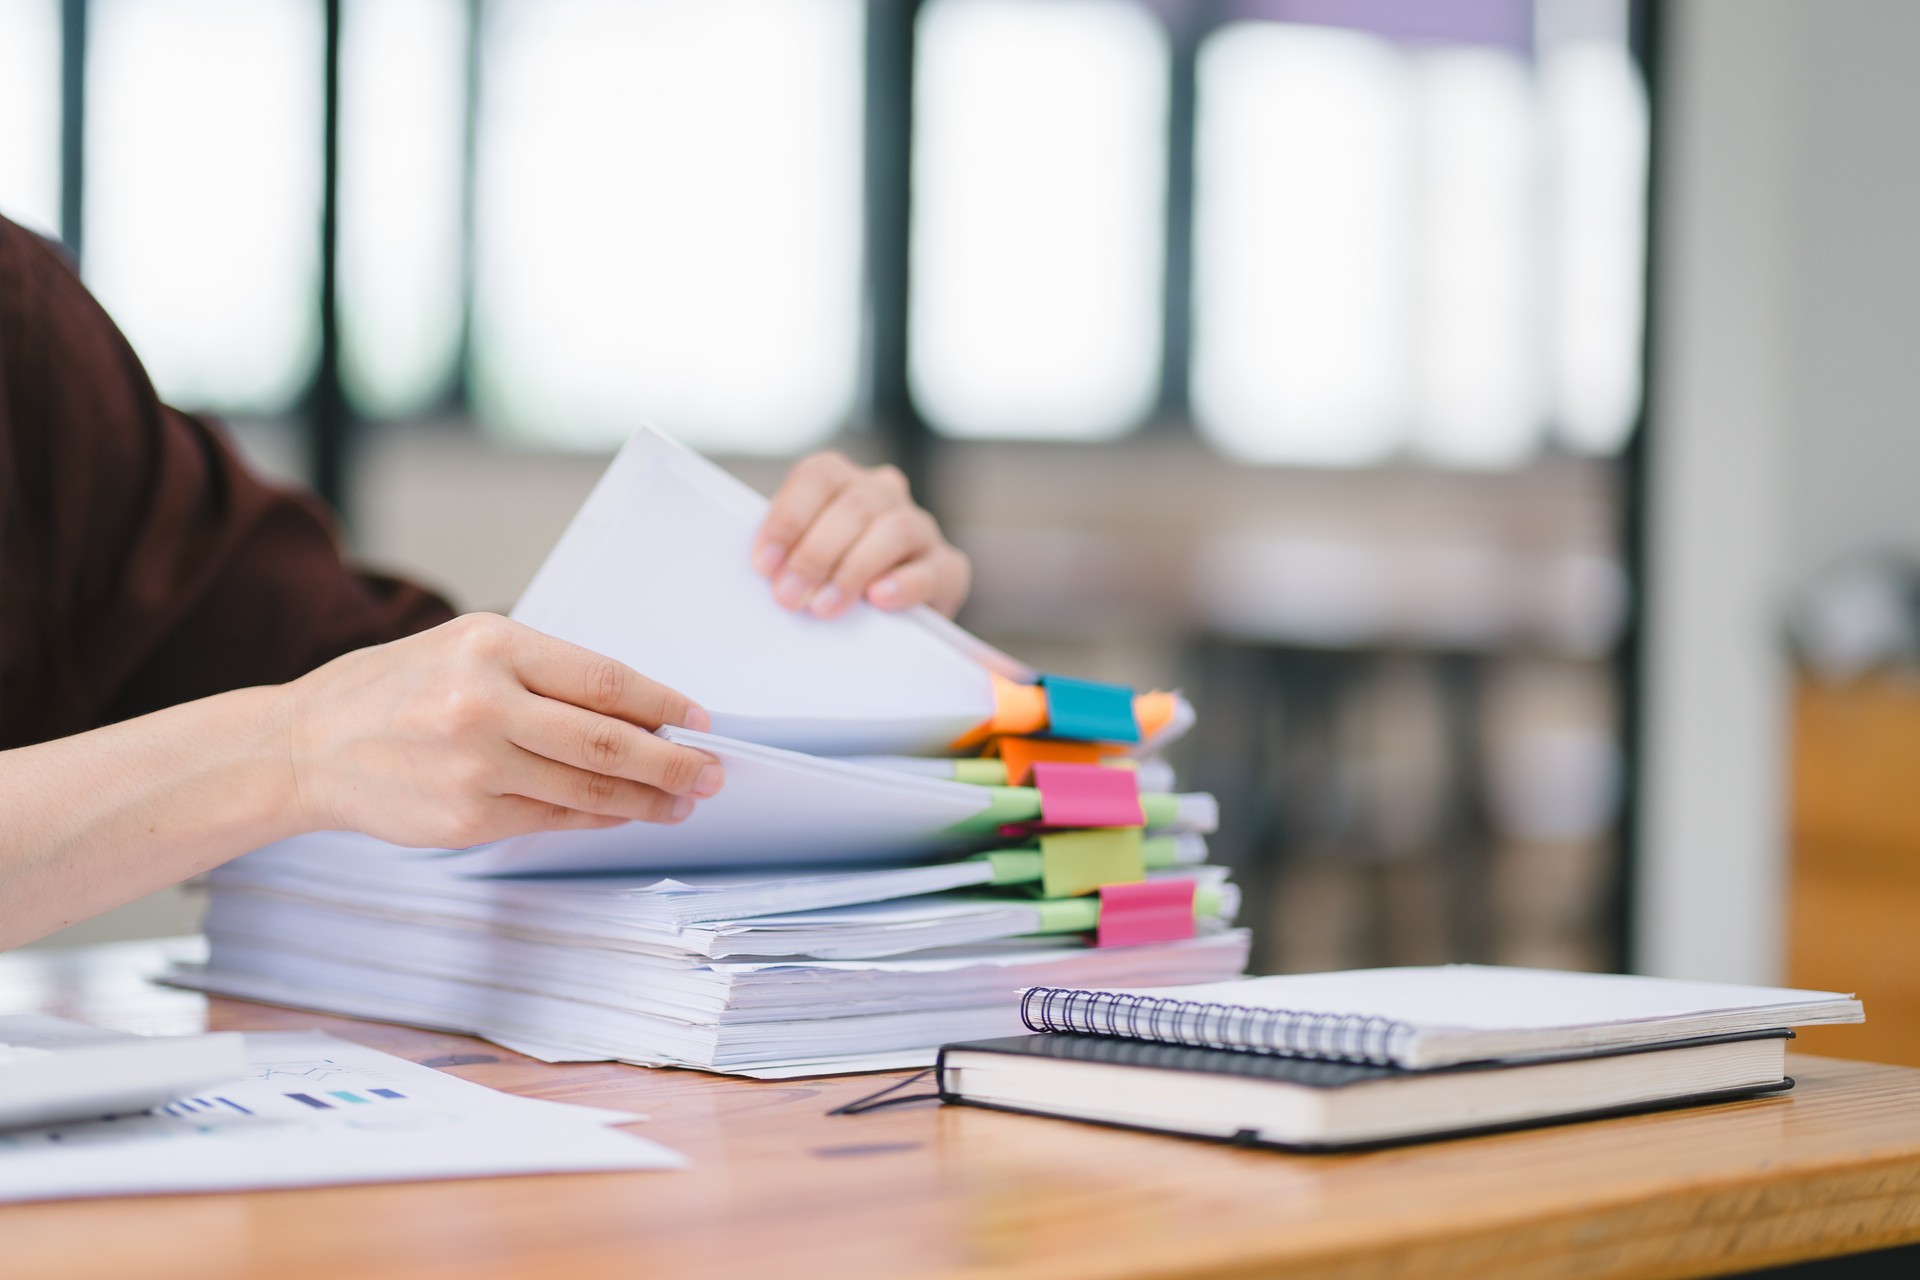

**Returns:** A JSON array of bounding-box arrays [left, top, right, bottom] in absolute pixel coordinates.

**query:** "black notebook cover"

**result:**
[[936, 1030, 1795, 1152]]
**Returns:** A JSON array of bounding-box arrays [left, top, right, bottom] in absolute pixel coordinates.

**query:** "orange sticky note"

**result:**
[[1134, 692, 1178, 742], [994, 737, 1103, 786], [952, 674, 1050, 750]]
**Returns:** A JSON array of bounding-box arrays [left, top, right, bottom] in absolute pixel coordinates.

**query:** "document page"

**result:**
[[0, 1029, 684, 1202], [512, 428, 1014, 755]]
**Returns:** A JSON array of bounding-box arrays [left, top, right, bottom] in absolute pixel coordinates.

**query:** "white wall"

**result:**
[[1638, 0, 1920, 982], [1785, 1, 1920, 585]]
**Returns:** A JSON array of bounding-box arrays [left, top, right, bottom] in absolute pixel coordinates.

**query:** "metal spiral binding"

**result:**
[[1020, 986, 1412, 1065]]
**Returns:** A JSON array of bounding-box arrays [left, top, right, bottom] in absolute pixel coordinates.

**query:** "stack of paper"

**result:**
[[174, 429, 1249, 1075]]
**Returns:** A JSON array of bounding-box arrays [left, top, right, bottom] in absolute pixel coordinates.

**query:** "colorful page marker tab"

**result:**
[[1097, 879, 1197, 948], [1033, 762, 1145, 829], [1139, 793, 1179, 829], [1028, 881, 1220, 935], [955, 673, 1052, 750], [995, 737, 1104, 786], [1039, 828, 1145, 897], [984, 848, 1044, 886], [948, 786, 1041, 836], [952, 758, 1009, 787], [1134, 691, 1178, 742], [1041, 675, 1140, 744], [1031, 895, 1101, 934]]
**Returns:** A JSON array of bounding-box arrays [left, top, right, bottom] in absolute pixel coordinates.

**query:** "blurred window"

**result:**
[[1191, 23, 1413, 466], [1409, 46, 1540, 468], [470, 0, 865, 454], [1192, 3, 1646, 469], [340, 0, 468, 419], [910, 0, 1168, 441], [14, 0, 1645, 466], [0, 0, 62, 238], [84, 0, 322, 414], [1543, 32, 1648, 454]]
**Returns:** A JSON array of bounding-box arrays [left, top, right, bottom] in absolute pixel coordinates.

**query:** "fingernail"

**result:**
[[775, 571, 809, 609], [669, 795, 695, 822], [753, 541, 786, 577], [809, 584, 845, 618], [869, 577, 902, 607], [693, 763, 725, 798], [682, 704, 712, 732]]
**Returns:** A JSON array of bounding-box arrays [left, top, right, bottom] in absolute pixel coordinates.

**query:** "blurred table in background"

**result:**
[[1790, 677, 1920, 1067], [941, 440, 1627, 977]]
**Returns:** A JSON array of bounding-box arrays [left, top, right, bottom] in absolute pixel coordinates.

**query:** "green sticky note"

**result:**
[[952, 758, 1008, 786], [1032, 896, 1101, 934], [1140, 793, 1178, 829], [1039, 828, 1146, 898], [947, 786, 1041, 835], [983, 848, 1044, 886], [1141, 836, 1179, 869], [1195, 885, 1222, 918]]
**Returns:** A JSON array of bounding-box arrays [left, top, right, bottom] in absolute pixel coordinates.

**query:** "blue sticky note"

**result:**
[[1040, 675, 1140, 744]]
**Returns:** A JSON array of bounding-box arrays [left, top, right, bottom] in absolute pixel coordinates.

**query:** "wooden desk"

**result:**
[[5, 940, 1919, 1280]]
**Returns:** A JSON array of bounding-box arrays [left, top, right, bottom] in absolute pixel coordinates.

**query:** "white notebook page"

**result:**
[[1089, 966, 1858, 1031]]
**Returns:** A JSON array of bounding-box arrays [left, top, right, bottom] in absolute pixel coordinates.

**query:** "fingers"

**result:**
[[753, 451, 862, 580], [507, 695, 723, 800], [505, 622, 710, 733], [466, 796, 631, 847], [868, 546, 972, 618], [495, 746, 702, 825], [813, 507, 939, 619], [775, 478, 913, 615]]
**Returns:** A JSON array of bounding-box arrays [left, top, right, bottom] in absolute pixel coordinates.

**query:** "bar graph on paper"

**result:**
[[0, 1050, 444, 1151], [0, 1030, 685, 1200]]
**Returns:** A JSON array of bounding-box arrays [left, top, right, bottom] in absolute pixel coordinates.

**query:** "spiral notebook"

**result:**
[[936, 1030, 1796, 1150], [1019, 966, 1864, 1070]]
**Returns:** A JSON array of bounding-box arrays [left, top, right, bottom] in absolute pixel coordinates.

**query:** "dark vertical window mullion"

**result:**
[[58, 0, 88, 258], [1615, 0, 1662, 973], [864, 0, 933, 508], [1156, 0, 1213, 427], [308, 0, 353, 516], [448, 0, 484, 420]]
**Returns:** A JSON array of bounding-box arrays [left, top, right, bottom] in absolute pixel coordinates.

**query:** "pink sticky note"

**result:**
[[1097, 880, 1196, 948], [1032, 762, 1144, 829]]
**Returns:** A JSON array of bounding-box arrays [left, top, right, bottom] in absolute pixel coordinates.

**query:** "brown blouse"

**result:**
[[0, 213, 455, 751]]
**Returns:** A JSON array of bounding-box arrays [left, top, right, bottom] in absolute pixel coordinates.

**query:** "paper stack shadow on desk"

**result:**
[[171, 429, 1249, 1076]]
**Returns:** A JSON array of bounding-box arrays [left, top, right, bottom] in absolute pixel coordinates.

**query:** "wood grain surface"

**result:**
[[3, 939, 1916, 1280]]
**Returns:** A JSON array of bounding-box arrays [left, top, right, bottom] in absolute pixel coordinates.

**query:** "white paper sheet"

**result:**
[[511, 426, 1026, 755], [0, 1027, 684, 1202], [235, 731, 1000, 879], [436, 728, 999, 874], [0, 1015, 247, 1131]]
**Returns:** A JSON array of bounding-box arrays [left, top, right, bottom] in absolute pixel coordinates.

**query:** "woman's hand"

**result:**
[[751, 451, 972, 620], [278, 613, 722, 849]]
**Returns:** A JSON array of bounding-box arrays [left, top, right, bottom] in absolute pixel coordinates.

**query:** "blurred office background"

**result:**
[[7, 0, 1917, 1036], [0, 0, 1654, 966]]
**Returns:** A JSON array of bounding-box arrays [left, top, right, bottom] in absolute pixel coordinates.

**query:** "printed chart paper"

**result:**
[[0, 1028, 684, 1202]]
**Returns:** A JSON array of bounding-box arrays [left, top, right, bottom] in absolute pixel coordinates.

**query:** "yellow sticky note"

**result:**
[[1039, 828, 1146, 898]]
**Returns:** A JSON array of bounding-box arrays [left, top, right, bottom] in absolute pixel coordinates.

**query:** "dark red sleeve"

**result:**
[[0, 214, 456, 750]]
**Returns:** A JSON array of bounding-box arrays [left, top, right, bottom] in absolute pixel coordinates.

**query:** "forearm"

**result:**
[[0, 686, 304, 949]]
